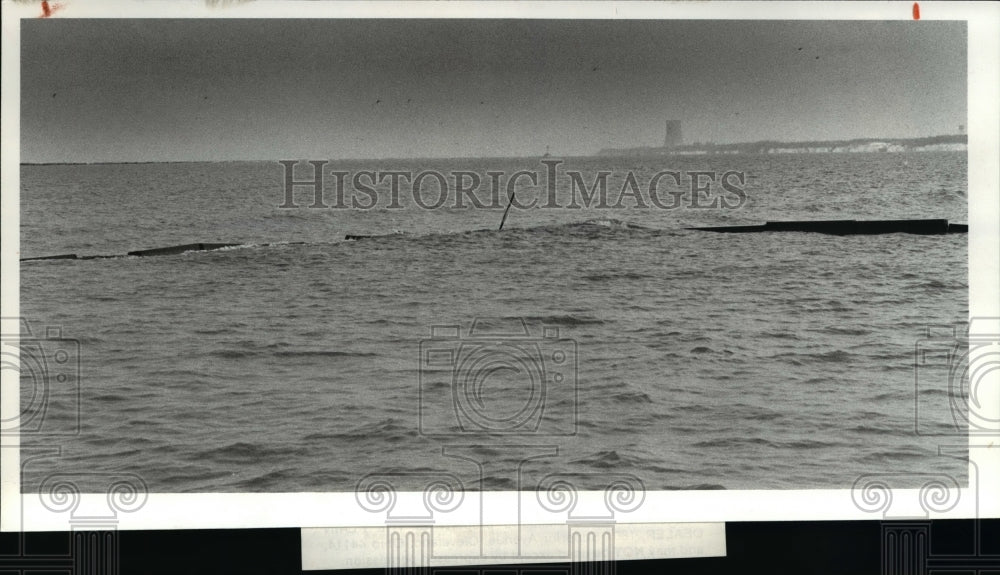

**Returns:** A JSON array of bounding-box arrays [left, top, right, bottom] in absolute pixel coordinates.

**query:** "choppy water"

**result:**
[[18, 152, 968, 492]]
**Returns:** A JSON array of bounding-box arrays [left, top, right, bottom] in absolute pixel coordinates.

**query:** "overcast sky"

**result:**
[[21, 19, 966, 163]]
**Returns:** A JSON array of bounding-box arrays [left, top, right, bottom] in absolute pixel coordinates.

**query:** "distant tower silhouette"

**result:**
[[664, 120, 683, 148]]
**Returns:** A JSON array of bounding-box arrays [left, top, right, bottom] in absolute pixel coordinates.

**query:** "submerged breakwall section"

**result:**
[[20, 242, 305, 262], [689, 219, 967, 235], [344, 233, 407, 240], [126, 243, 241, 257], [20, 219, 968, 261]]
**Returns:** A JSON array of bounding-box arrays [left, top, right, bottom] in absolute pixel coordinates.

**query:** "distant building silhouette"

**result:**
[[664, 120, 683, 148]]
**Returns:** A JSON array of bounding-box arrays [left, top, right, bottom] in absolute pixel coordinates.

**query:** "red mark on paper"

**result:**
[[912, 2, 920, 20], [39, 1, 64, 18]]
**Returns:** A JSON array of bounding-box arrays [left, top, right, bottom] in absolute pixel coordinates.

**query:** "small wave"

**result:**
[[513, 314, 605, 326], [582, 271, 652, 282], [193, 327, 230, 336], [208, 349, 253, 359], [231, 469, 301, 490], [861, 446, 936, 463], [691, 437, 838, 450], [261, 210, 313, 221], [872, 391, 908, 401], [570, 449, 642, 469], [745, 412, 783, 422], [770, 349, 855, 366], [919, 279, 948, 290], [159, 469, 237, 487], [90, 393, 128, 403], [305, 418, 417, 441], [761, 331, 802, 341], [124, 417, 167, 428], [479, 476, 518, 490], [917, 387, 965, 398], [533, 218, 657, 238], [197, 441, 307, 463], [581, 218, 650, 230], [273, 350, 378, 358], [206, 243, 257, 253], [661, 483, 727, 491], [848, 423, 900, 435], [813, 350, 853, 362], [692, 437, 771, 449], [606, 390, 654, 404], [209, 347, 380, 359], [817, 326, 872, 336], [799, 298, 851, 312], [782, 439, 841, 449]]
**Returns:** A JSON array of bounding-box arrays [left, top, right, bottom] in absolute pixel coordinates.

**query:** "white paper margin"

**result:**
[[301, 523, 727, 570]]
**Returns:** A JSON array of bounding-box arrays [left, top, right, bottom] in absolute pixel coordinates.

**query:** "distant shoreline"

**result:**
[[598, 133, 967, 157], [20, 134, 968, 166]]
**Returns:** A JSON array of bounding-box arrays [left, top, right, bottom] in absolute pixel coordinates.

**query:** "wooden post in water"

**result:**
[[498, 190, 515, 231]]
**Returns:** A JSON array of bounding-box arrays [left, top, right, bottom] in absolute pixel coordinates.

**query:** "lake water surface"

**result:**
[[19, 152, 968, 492]]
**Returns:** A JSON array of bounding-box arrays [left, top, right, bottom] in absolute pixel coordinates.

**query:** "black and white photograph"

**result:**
[[2, 1, 998, 541]]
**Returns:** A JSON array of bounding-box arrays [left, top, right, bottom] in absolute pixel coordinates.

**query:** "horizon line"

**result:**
[[21, 132, 968, 166]]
